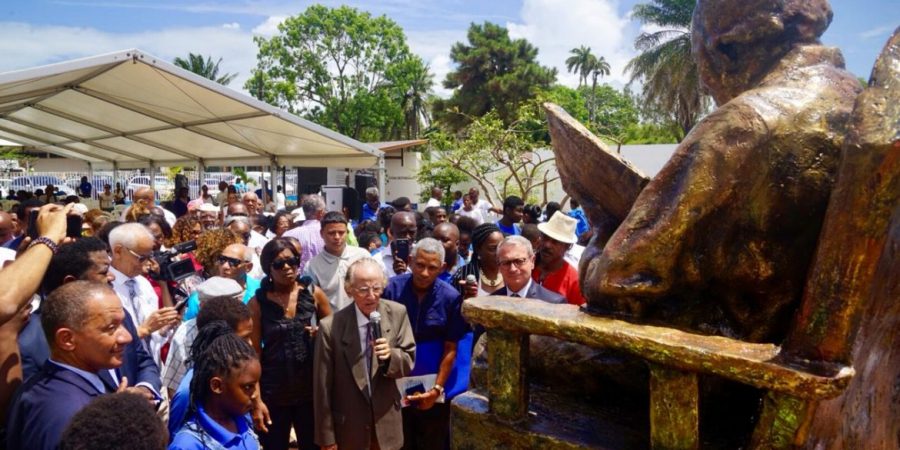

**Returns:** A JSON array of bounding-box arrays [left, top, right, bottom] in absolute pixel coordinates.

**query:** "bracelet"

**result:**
[[28, 236, 59, 254], [432, 384, 445, 396]]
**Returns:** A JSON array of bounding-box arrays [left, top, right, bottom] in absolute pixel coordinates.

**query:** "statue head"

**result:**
[[692, 0, 833, 104]]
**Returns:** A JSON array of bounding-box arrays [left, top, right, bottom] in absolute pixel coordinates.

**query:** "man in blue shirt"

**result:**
[[360, 187, 387, 222], [183, 243, 259, 321], [496, 195, 524, 236], [567, 198, 590, 240], [381, 238, 468, 450], [433, 222, 465, 284]]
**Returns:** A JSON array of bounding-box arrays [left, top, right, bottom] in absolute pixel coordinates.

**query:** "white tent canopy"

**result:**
[[0, 49, 384, 170]]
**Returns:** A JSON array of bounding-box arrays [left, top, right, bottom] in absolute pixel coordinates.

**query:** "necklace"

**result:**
[[479, 269, 503, 287]]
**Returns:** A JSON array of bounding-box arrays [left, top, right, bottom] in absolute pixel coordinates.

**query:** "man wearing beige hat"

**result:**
[[534, 212, 585, 305]]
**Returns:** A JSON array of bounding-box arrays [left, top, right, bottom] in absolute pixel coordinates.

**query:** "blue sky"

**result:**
[[1, 0, 897, 97]]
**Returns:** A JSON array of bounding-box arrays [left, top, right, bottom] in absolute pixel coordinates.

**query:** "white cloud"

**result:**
[[252, 16, 287, 36], [506, 0, 635, 88], [222, 22, 241, 29], [0, 21, 259, 93], [859, 25, 893, 40]]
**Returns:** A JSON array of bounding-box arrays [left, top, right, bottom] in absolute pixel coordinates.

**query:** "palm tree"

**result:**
[[401, 60, 434, 139], [173, 53, 238, 86], [624, 0, 708, 138], [566, 46, 595, 88], [588, 55, 611, 123]]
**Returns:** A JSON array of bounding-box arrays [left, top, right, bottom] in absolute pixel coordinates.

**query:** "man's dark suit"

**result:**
[[491, 281, 567, 304], [313, 300, 416, 450], [18, 309, 161, 390], [5, 362, 115, 450]]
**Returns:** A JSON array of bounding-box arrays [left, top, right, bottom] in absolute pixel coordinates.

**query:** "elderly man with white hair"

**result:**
[[380, 237, 468, 449], [108, 222, 180, 366]]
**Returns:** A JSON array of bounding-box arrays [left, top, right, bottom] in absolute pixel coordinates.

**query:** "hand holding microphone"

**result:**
[[369, 311, 391, 365], [460, 274, 478, 299]]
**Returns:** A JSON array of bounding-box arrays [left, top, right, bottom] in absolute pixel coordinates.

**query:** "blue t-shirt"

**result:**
[[438, 255, 466, 285], [183, 276, 260, 322], [170, 404, 258, 450], [361, 202, 387, 222], [381, 273, 467, 344], [568, 208, 590, 238], [168, 368, 193, 440], [496, 220, 520, 236]]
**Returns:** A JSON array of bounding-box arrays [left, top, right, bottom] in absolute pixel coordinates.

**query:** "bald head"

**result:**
[[433, 222, 459, 264], [227, 202, 248, 217], [389, 211, 417, 241], [133, 187, 155, 205]]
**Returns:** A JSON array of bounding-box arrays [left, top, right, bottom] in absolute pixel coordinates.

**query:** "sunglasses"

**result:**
[[217, 255, 245, 267], [127, 248, 152, 263], [271, 256, 301, 270]]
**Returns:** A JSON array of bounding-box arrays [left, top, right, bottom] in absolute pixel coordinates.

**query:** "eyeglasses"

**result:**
[[271, 256, 301, 270], [127, 248, 152, 263], [352, 285, 384, 296], [499, 258, 529, 269], [217, 255, 246, 267]]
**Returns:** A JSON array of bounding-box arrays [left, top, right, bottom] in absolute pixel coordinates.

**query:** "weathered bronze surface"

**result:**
[[462, 297, 852, 399], [453, 2, 898, 449], [544, 103, 649, 246], [549, 0, 862, 343]]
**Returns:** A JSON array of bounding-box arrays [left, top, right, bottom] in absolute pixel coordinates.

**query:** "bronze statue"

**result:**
[[560, 0, 862, 343]]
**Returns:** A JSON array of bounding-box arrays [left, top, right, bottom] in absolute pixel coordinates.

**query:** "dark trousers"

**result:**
[[401, 403, 450, 450], [258, 400, 315, 450]]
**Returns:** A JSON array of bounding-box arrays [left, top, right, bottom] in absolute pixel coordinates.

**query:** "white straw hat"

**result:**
[[537, 211, 578, 244]]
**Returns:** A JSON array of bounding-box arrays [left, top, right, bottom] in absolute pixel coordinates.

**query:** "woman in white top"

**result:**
[[457, 193, 484, 225]]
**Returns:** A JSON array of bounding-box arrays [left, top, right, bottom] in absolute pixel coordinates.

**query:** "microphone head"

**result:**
[[296, 274, 313, 286], [465, 274, 477, 285], [369, 311, 382, 323]]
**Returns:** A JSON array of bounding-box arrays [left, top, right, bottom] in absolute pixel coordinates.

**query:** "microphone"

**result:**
[[296, 275, 315, 294], [465, 274, 477, 286], [369, 311, 388, 370]]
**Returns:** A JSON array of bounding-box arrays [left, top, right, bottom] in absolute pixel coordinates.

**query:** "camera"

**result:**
[[151, 240, 198, 282]]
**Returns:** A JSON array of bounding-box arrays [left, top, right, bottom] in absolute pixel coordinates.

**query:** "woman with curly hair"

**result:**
[[194, 228, 244, 274], [166, 215, 202, 248]]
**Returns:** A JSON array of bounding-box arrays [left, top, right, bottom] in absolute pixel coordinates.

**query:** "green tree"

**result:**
[[565, 46, 595, 87], [624, 0, 708, 138], [389, 57, 434, 139], [421, 101, 560, 206], [434, 22, 557, 131], [173, 53, 237, 85], [245, 5, 425, 141]]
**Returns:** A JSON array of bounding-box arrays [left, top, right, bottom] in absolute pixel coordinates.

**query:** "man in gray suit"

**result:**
[[314, 258, 416, 450], [492, 235, 566, 304]]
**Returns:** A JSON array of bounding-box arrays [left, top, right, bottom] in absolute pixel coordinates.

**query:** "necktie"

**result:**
[[124, 279, 142, 324], [365, 322, 375, 372], [510, 293, 520, 298]]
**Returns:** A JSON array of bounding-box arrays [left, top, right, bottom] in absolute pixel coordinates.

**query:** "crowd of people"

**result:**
[[0, 181, 592, 450]]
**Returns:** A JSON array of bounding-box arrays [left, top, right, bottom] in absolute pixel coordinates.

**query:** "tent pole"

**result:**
[[377, 156, 386, 201], [197, 159, 205, 201], [112, 161, 118, 199], [87, 162, 94, 199], [149, 163, 157, 202]]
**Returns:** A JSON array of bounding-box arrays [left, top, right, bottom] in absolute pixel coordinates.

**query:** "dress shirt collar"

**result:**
[[48, 359, 107, 394], [194, 404, 251, 447], [109, 265, 136, 288], [508, 279, 532, 298], [354, 303, 371, 328]]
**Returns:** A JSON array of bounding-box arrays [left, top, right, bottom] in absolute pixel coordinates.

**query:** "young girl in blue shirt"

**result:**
[[170, 332, 261, 450]]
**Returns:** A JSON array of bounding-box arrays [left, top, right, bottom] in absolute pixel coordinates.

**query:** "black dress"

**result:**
[[256, 284, 318, 450]]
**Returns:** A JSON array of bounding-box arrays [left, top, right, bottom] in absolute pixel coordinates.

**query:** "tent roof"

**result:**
[[0, 49, 383, 169]]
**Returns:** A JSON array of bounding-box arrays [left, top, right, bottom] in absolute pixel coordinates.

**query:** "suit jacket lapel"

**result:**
[[340, 307, 371, 401]]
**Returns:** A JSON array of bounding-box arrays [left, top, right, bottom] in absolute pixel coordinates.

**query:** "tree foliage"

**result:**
[[245, 5, 431, 141], [625, 0, 709, 138], [420, 99, 561, 206], [173, 53, 237, 85], [434, 22, 556, 131]]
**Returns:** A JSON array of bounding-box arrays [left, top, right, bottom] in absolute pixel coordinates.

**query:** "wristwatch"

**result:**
[[432, 384, 445, 396]]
